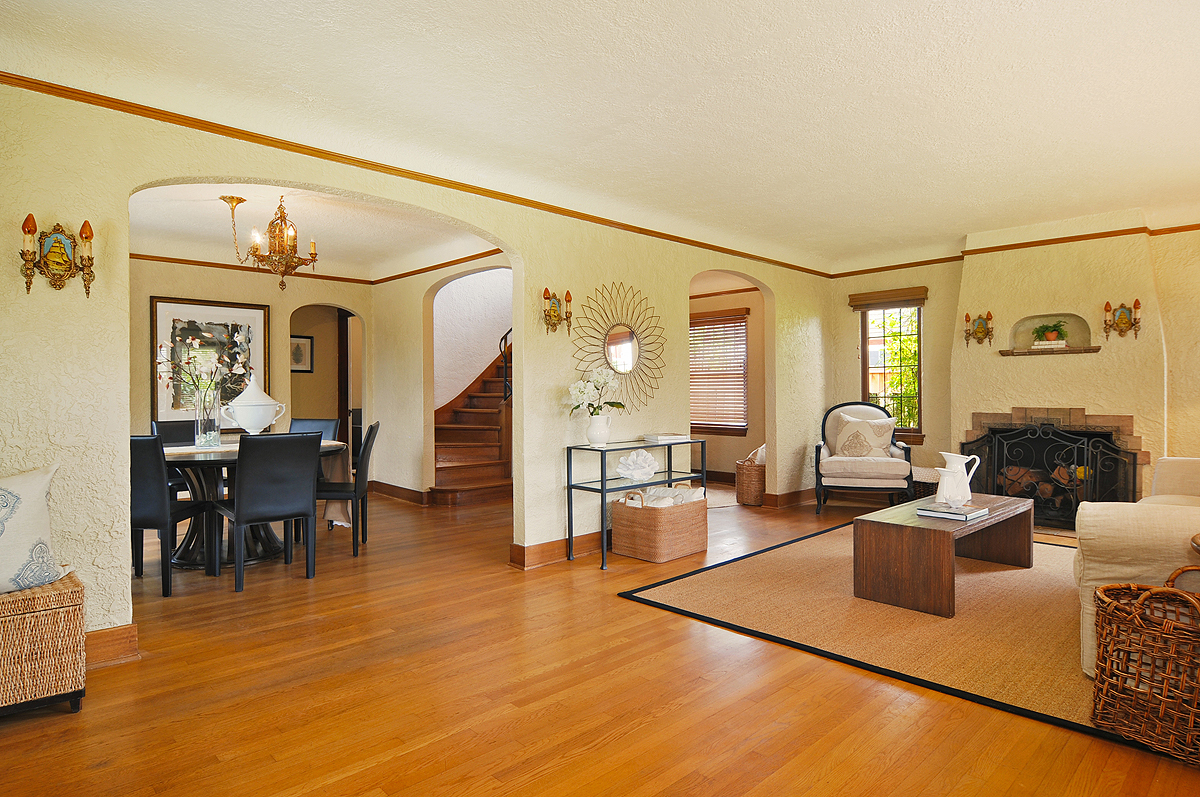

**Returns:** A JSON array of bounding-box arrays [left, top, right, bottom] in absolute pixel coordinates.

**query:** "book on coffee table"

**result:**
[[916, 502, 989, 521]]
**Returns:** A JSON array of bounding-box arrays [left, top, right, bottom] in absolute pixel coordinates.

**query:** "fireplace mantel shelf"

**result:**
[[998, 346, 1102, 357]]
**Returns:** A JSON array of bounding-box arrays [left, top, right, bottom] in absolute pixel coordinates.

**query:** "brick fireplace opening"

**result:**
[[961, 408, 1148, 529]]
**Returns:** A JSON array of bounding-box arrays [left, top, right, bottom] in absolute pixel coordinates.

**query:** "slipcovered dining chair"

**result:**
[[814, 401, 913, 514], [130, 435, 209, 597], [316, 421, 379, 556], [213, 432, 322, 592]]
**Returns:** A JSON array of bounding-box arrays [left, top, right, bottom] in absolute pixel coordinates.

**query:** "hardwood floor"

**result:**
[[0, 496, 1195, 795]]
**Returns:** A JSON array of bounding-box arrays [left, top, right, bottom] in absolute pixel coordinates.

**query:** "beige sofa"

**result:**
[[1074, 457, 1200, 677]]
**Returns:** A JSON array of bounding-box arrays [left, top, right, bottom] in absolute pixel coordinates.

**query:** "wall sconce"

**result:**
[[20, 215, 95, 297], [964, 311, 993, 347], [1103, 300, 1140, 340], [542, 288, 572, 334]]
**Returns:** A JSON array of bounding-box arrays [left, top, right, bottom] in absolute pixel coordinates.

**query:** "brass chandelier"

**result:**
[[221, 195, 317, 290]]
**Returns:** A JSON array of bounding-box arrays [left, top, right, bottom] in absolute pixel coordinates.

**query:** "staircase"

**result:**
[[430, 337, 513, 506]]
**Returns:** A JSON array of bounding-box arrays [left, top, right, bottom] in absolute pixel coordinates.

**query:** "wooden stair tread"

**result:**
[[429, 479, 513, 491], [435, 424, 501, 431], [436, 460, 510, 470]]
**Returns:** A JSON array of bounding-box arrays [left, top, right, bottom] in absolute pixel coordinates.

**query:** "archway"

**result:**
[[289, 304, 364, 456]]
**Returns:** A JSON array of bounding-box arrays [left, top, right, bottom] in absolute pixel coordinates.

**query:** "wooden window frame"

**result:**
[[849, 287, 926, 446], [689, 308, 750, 438]]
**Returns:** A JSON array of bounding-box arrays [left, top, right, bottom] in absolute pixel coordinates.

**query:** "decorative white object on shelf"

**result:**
[[586, 415, 611, 448], [220, 373, 285, 435], [643, 433, 688, 443], [617, 449, 658, 481]]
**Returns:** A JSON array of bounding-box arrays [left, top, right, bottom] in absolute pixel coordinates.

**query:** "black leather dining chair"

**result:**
[[213, 432, 322, 592], [131, 435, 209, 597], [151, 419, 195, 500], [289, 418, 339, 481], [315, 421, 379, 557]]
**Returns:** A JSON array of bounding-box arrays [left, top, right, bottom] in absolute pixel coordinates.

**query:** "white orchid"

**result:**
[[567, 367, 625, 416]]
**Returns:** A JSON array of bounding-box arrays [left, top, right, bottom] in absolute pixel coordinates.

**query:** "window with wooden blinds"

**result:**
[[690, 309, 749, 436]]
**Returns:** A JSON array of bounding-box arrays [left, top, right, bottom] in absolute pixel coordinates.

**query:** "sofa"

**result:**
[[1074, 457, 1200, 677]]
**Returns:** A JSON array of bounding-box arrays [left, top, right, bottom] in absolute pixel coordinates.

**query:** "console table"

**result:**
[[566, 439, 706, 569]]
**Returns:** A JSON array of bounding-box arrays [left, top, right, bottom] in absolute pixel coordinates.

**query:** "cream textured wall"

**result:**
[[1150, 229, 1200, 456], [824, 262, 964, 469], [433, 268, 513, 408], [950, 229, 1166, 494], [288, 305, 340, 420], [688, 288, 766, 474]]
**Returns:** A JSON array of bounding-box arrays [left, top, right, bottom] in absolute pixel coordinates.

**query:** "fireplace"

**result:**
[[961, 408, 1146, 529]]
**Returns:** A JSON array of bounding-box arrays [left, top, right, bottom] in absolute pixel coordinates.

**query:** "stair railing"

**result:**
[[499, 328, 512, 401]]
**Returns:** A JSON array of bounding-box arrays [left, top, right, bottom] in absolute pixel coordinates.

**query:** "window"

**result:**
[[848, 287, 926, 444], [690, 308, 749, 436]]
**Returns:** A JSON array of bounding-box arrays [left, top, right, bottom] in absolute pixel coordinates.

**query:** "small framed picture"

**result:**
[[290, 335, 314, 373]]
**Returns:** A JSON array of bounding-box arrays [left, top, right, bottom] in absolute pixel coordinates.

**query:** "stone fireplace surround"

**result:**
[[964, 407, 1149, 502]]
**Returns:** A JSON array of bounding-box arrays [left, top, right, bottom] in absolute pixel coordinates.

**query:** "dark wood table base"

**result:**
[[853, 495, 1035, 617]]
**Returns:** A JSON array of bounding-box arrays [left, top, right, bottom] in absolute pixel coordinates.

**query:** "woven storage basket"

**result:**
[[735, 459, 765, 506], [1092, 566, 1200, 765], [0, 571, 86, 715], [611, 492, 708, 563]]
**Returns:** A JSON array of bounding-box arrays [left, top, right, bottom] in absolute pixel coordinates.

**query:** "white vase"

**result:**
[[586, 414, 612, 448]]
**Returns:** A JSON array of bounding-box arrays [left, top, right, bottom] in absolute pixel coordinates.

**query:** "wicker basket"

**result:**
[[611, 492, 708, 563], [1092, 566, 1200, 765], [0, 571, 86, 716], [736, 459, 765, 506]]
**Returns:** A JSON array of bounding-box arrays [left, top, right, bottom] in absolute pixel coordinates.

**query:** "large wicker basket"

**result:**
[[1092, 566, 1200, 765], [0, 571, 86, 716], [736, 459, 765, 506], [611, 492, 708, 563]]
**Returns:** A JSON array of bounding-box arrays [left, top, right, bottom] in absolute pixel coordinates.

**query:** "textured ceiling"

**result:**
[[6, 1, 1200, 274]]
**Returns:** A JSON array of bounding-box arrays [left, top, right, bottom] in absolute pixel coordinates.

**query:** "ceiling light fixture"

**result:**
[[220, 195, 317, 290]]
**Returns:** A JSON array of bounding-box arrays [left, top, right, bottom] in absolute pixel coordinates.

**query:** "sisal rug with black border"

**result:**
[[620, 522, 1112, 738]]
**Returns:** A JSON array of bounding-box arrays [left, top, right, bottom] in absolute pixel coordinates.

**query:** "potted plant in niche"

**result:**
[[1032, 320, 1068, 344]]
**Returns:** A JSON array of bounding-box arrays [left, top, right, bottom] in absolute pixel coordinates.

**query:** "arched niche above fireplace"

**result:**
[[999, 313, 1100, 356]]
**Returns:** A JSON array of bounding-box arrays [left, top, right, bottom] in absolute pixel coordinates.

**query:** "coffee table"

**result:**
[[853, 494, 1034, 617]]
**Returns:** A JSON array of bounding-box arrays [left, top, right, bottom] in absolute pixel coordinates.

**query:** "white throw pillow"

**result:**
[[834, 414, 895, 458], [0, 464, 67, 594]]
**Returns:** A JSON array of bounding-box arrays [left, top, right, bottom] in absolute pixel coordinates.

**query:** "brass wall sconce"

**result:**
[[1103, 300, 1140, 340], [964, 311, 993, 347], [19, 215, 95, 297], [542, 288, 572, 334]]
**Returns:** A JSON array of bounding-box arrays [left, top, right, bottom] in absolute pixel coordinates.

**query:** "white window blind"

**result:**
[[690, 309, 749, 433]]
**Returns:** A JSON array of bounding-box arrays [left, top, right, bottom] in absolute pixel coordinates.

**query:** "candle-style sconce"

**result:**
[[964, 311, 993, 347], [542, 288, 572, 334], [19, 214, 95, 297], [1103, 300, 1140, 340]]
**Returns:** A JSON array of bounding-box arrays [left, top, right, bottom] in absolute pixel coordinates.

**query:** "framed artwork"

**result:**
[[290, 335, 314, 373], [151, 297, 270, 422]]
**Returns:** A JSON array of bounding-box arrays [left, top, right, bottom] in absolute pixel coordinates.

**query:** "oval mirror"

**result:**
[[605, 324, 639, 374]]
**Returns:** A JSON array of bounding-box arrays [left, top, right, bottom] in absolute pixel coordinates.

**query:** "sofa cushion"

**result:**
[[0, 465, 67, 594], [1137, 494, 1200, 508], [820, 455, 911, 480], [833, 414, 895, 458]]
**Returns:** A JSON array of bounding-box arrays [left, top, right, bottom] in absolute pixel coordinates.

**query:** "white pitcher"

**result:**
[[935, 452, 979, 508]]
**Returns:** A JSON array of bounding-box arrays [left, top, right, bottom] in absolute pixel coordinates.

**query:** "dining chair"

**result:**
[[130, 435, 209, 597], [289, 418, 340, 481], [152, 419, 195, 499], [315, 421, 379, 557], [213, 432, 322, 592]]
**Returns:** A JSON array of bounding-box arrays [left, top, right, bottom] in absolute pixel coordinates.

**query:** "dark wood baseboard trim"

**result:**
[[707, 470, 735, 484], [764, 487, 814, 508], [510, 531, 602, 570], [85, 624, 139, 669], [369, 480, 428, 505]]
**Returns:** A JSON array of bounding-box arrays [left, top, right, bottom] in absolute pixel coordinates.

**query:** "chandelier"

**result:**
[[220, 195, 317, 290]]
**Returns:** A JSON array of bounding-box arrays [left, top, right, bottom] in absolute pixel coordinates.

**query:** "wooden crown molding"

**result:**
[[689, 286, 761, 300]]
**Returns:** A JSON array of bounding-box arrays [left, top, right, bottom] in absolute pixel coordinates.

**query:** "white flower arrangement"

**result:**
[[566, 367, 625, 416]]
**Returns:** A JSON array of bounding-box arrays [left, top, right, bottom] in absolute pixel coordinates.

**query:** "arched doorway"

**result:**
[[289, 305, 364, 456]]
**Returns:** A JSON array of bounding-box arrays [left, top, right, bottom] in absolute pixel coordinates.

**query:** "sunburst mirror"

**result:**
[[572, 282, 665, 411]]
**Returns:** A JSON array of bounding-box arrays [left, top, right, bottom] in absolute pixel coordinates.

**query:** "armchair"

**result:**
[[1074, 457, 1200, 677], [814, 401, 913, 514]]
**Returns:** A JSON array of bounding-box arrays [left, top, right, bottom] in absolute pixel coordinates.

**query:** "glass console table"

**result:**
[[566, 439, 706, 569]]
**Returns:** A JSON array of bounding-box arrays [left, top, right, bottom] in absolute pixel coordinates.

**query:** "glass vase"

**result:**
[[194, 385, 221, 448]]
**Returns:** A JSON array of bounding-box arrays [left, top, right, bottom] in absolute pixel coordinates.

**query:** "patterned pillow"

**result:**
[[0, 465, 67, 594], [833, 414, 895, 458]]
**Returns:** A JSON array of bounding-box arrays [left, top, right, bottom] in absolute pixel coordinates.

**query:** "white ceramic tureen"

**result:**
[[219, 373, 285, 434]]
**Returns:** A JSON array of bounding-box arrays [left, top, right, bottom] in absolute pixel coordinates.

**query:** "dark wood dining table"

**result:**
[[164, 437, 349, 572]]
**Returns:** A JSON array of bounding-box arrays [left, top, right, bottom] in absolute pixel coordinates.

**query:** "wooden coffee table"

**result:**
[[853, 494, 1034, 617]]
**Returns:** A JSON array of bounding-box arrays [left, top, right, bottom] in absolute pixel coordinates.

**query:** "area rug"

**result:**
[[621, 523, 1115, 739]]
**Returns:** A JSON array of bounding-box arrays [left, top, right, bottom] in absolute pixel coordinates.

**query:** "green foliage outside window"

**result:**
[[866, 306, 920, 429]]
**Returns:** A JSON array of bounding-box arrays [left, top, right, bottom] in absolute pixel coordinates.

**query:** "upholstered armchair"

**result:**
[[1074, 457, 1200, 677], [814, 401, 914, 514]]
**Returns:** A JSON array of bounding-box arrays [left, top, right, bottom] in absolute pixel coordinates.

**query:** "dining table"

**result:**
[[164, 436, 350, 572]]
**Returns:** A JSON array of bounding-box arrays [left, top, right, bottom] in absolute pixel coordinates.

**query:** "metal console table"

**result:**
[[566, 439, 706, 569]]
